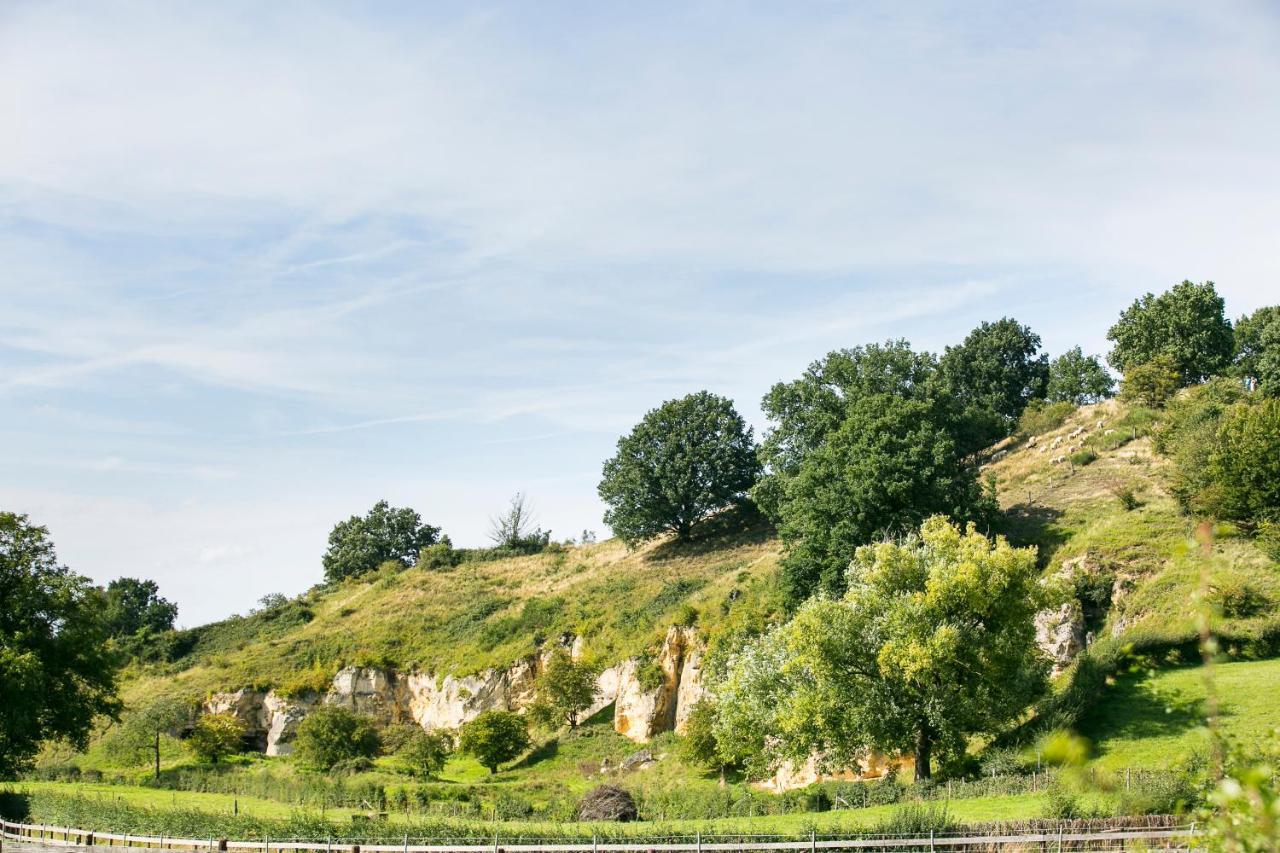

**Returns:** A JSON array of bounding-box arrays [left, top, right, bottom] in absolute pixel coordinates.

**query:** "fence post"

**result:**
[[810, 829, 816, 853], [697, 831, 702, 853], [929, 830, 935, 853]]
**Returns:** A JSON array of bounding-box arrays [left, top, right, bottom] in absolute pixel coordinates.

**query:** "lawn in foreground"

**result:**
[[11, 782, 1048, 836], [1078, 657, 1280, 771]]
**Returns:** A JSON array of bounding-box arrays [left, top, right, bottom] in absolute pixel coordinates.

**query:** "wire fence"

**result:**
[[1, 818, 1201, 852]]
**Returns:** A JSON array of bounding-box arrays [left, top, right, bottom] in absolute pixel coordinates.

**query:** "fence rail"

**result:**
[[0, 819, 1201, 853]]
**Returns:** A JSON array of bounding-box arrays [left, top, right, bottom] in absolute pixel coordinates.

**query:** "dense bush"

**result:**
[[1016, 400, 1076, 439], [188, 714, 244, 764], [1119, 357, 1181, 408], [1208, 398, 1280, 525], [292, 706, 381, 771]]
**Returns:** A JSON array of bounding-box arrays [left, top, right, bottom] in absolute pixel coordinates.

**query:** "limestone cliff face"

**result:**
[[1035, 602, 1086, 676], [199, 627, 707, 754], [613, 626, 702, 742], [754, 752, 905, 793], [262, 693, 315, 757]]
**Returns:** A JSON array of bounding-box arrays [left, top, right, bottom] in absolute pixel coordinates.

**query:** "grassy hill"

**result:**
[[989, 399, 1280, 648], [121, 508, 783, 705], [21, 397, 1280, 833]]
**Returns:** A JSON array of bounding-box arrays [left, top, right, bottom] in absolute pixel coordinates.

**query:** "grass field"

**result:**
[[6, 781, 1049, 835], [1079, 658, 1280, 771]]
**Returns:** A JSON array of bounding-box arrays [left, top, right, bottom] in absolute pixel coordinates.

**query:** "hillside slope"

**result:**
[[111, 399, 1279, 767], [120, 510, 782, 750], [988, 399, 1280, 653]]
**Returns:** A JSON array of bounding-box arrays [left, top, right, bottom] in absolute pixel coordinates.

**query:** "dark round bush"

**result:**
[[576, 784, 638, 822]]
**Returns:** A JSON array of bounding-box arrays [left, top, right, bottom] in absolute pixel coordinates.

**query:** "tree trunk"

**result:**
[[154, 732, 161, 780], [914, 726, 933, 781]]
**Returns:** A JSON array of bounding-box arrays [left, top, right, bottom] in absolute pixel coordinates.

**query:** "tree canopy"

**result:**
[[770, 392, 996, 605], [459, 710, 530, 774], [757, 341, 937, 507], [1106, 280, 1234, 383], [0, 512, 121, 778], [939, 318, 1048, 443], [599, 391, 759, 544], [322, 500, 441, 582], [1046, 347, 1115, 405], [714, 517, 1048, 781], [1232, 305, 1280, 380], [102, 577, 178, 638]]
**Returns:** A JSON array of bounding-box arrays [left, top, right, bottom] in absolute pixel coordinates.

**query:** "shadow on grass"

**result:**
[[0, 790, 30, 821], [647, 503, 775, 562], [1000, 503, 1069, 567], [1077, 669, 1209, 757], [516, 737, 560, 770]]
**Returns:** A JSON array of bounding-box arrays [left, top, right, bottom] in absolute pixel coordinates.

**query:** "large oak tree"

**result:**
[[599, 391, 759, 545]]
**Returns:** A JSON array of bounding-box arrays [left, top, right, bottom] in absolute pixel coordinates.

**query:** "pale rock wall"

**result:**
[[199, 627, 708, 753], [754, 752, 905, 793], [674, 644, 705, 734], [1035, 602, 1086, 676]]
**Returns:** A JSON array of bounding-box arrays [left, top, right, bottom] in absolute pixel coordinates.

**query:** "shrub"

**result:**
[[872, 804, 957, 836], [1258, 521, 1280, 563], [188, 713, 244, 764], [1069, 449, 1098, 467], [1016, 400, 1076, 439], [398, 730, 454, 778], [1213, 578, 1271, 619], [1119, 357, 1181, 408], [277, 664, 334, 699], [458, 711, 529, 774], [1110, 483, 1140, 511], [576, 785, 638, 822], [293, 706, 381, 771], [418, 537, 461, 570], [1208, 398, 1280, 524]]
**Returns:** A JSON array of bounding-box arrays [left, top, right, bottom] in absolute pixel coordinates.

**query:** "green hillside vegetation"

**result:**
[[121, 510, 781, 704], [7, 282, 1280, 843]]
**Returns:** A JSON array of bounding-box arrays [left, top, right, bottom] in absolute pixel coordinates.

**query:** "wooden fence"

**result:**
[[0, 819, 1201, 852]]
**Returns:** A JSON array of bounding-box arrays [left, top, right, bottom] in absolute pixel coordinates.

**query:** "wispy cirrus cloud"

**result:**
[[2, 0, 1278, 623]]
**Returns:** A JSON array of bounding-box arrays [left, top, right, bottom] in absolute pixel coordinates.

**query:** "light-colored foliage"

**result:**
[[716, 517, 1048, 780]]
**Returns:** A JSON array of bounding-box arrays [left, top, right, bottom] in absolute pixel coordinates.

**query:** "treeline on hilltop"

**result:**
[[3, 280, 1279, 797]]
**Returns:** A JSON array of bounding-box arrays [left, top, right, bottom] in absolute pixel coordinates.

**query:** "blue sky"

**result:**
[[2, 1, 1278, 625]]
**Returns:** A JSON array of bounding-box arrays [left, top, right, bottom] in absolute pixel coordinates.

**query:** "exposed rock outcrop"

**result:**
[[196, 627, 709, 754], [614, 626, 700, 743], [755, 752, 903, 793], [263, 692, 316, 756], [328, 667, 408, 721], [1035, 601, 1086, 676]]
